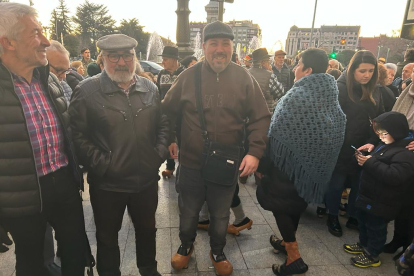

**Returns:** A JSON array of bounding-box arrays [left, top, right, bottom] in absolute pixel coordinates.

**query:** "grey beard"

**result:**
[[106, 69, 135, 84]]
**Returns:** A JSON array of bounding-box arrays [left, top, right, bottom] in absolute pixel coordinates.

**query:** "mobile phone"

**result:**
[[351, 145, 363, 155]]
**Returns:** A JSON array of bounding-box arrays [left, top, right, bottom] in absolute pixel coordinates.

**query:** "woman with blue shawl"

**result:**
[[256, 49, 346, 276]]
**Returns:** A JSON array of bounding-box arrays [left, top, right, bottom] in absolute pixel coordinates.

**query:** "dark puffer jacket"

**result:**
[[335, 72, 384, 174], [356, 112, 414, 220], [0, 63, 83, 218], [272, 64, 293, 91]]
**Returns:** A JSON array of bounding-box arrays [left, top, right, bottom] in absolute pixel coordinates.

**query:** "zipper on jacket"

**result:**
[[217, 73, 219, 82], [102, 105, 127, 121]]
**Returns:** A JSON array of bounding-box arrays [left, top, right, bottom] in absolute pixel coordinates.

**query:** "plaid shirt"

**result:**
[[13, 70, 68, 177], [114, 74, 138, 96], [269, 73, 285, 102]]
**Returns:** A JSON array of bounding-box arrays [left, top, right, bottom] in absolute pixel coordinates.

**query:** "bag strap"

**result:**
[[194, 62, 209, 141]]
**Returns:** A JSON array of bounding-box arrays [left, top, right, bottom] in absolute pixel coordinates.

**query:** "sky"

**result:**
[[15, 0, 408, 49]]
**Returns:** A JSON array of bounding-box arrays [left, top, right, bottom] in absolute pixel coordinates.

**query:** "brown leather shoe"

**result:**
[[197, 223, 209, 230], [162, 169, 175, 178], [227, 217, 253, 236], [171, 244, 194, 270], [209, 251, 233, 276]]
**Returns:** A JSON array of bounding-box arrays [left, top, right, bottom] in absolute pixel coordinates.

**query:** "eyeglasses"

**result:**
[[106, 53, 135, 63], [49, 64, 71, 76]]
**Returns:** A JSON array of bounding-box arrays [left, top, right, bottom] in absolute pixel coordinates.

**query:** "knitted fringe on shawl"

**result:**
[[269, 136, 329, 204]]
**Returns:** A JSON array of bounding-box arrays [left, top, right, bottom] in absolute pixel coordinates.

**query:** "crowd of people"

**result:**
[[1, 2, 414, 276]]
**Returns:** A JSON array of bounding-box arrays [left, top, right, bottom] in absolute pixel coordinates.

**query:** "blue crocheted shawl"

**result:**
[[268, 73, 346, 203]]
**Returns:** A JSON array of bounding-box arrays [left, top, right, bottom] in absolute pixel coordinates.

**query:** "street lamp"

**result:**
[[377, 45, 383, 59], [309, 0, 318, 48], [211, 0, 234, 21]]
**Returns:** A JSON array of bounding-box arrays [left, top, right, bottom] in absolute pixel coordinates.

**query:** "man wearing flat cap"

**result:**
[[250, 48, 284, 112], [69, 34, 169, 276], [162, 21, 270, 276], [156, 46, 184, 179], [272, 49, 294, 91]]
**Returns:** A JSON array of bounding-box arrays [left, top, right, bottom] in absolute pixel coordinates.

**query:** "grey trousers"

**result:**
[[176, 165, 236, 255]]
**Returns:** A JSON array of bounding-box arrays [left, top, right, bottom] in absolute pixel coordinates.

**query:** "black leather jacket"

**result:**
[[69, 71, 169, 193], [0, 63, 83, 218]]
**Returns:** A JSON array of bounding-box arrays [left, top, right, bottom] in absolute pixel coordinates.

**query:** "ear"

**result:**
[[304, 67, 313, 76], [0, 37, 16, 51]]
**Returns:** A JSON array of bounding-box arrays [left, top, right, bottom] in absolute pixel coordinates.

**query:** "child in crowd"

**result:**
[[343, 112, 414, 268]]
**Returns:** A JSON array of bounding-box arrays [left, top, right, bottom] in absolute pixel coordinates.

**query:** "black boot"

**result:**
[[138, 262, 161, 276], [327, 214, 342, 237], [346, 217, 359, 231], [317, 207, 326, 218], [272, 258, 308, 276]]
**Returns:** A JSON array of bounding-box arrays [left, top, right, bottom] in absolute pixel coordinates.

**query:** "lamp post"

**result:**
[[386, 48, 390, 62], [211, 0, 234, 22], [377, 45, 383, 59], [176, 0, 194, 57], [309, 0, 318, 48]]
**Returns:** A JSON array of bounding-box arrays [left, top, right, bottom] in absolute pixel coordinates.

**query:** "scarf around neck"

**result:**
[[268, 73, 346, 203], [392, 83, 414, 129]]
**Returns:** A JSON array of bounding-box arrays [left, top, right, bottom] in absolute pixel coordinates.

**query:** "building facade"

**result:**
[[285, 25, 360, 58], [189, 1, 261, 52]]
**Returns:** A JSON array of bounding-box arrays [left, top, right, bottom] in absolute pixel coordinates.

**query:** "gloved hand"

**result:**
[[0, 224, 12, 253]]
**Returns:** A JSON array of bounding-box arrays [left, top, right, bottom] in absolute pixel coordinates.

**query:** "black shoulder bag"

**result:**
[[194, 63, 244, 186]]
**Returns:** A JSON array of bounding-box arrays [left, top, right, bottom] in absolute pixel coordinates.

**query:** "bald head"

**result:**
[[402, 63, 414, 81], [328, 59, 339, 70]]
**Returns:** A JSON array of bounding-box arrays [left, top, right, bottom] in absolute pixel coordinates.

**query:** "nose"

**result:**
[[40, 33, 50, 47], [117, 56, 127, 66]]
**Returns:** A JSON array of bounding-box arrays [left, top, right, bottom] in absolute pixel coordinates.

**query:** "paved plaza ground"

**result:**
[[0, 165, 402, 276]]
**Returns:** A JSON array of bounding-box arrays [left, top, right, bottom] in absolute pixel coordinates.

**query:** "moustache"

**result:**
[[114, 66, 129, 71], [213, 54, 226, 59]]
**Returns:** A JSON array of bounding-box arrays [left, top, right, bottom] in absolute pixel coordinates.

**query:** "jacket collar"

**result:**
[[0, 62, 50, 90], [99, 70, 150, 94], [202, 59, 232, 75]]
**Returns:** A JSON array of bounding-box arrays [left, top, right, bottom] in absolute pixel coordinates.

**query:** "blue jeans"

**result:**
[[356, 210, 388, 257], [176, 165, 237, 255], [326, 170, 360, 217]]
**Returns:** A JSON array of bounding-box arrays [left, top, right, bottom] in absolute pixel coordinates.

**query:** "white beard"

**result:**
[[107, 69, 135, 84]]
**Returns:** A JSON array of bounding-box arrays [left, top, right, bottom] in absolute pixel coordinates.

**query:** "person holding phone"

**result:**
[[325, 50, 384, 237], [344, 112, 414, 268]]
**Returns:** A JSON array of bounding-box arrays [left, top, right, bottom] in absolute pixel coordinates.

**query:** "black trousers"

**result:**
[[2, 167, 87, 276], [272, 212, 302, 243], [231, 184, 241, 208], [89, 183, 159, 276]]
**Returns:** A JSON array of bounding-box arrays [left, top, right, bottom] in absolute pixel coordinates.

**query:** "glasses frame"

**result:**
[[49, 64, 71, 77], [377, 132, 389, 137], [105, 53, 135, 63]]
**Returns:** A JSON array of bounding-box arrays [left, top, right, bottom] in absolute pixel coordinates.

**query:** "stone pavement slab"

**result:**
[[0, 170, 402, 276]]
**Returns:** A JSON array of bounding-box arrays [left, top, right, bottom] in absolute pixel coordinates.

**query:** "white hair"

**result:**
[[47, 40, 70, 57], [0, 3, 38, 56], [384, 63, 397, 73]]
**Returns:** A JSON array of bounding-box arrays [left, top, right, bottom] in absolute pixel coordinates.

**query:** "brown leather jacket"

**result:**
[[162, 61, 271, 170]]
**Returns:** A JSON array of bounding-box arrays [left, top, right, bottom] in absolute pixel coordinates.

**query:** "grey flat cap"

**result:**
[[96, 34, 137, 50], [203, 21, 234, 42]]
